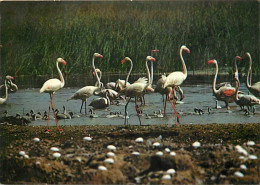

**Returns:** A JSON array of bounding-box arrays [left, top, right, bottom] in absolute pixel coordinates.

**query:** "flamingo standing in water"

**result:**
[[208, 59, 237, 110], [245, 52, 260, 98], [67, 53, 103, 114], [163, 45, 190, 125], [0, 76, 15, 104], [121, 56, 156, 125], [40, 58, 66, 131]]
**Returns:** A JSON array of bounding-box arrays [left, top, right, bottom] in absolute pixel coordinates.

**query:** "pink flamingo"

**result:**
[[163, 45, 190, 125], [40, 58, 66, 131], [245, 52, 260, 98], [67, 53, 103, 114], [0, 76, 15, 104], [121, 56, 156, 125]]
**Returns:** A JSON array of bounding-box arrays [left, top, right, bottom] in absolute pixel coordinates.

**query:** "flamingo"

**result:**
[[245, 52, 260, 98], [67, 53, 103, 114], [0, 75, 18, 95], [163, 45, 190, 125], [40, 58, 66, 131], [121, 56, 156, 125], [89, 90, 110, 109], [0, 76, 14, 104], [208, 59, 237, 110], [93, 68, 102, 87]]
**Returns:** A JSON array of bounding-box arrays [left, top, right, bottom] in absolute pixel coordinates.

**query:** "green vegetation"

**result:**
[[1, 1, 259, 77]]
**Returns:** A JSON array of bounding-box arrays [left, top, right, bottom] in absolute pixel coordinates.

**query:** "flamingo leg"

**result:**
[[50, 93, 62, 131], [85, 100, 87, 115], [80, 100, 84, 114], [125, 97, 132, 125], [142, 95, 146, 105], [135, 97, 142, 125], [168, 87, 179, 125], [45, 94, 52, 132], [164, 94, 167, 115]]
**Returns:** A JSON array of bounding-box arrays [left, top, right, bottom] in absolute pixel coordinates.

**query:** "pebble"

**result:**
[[234, 171, 244, 177], [107, 145, 116, 150], [192, 141, 201, 148], [24, 154, 29, 159], [83, 136, 92, 141], [248, 155, 257, 160], [235, 145, 248, 156], [153, 142, 160, 147], [170, 151, 176, 156], [165, 148, 170, 153], [53, 152, 61, 158], [166, 169, 176, 174], [104, 158, 114, 164], [132, 151, 140, 156], [135, 137, 144, 143], [162, 174, 171, 180], [33, 137, 40, 142], [246, 141, 255, 146], [98, 165, 107, 171], [19, 151, 25, 156], [240, 164, 247, 170], [239, 156, 246, 160], [50, 147, 59, 152], [156, 151, 163, 156], [107, 152, 115, 157], [36, 161, 41, 165]]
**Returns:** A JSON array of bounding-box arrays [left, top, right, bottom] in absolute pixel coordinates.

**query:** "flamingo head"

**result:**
[[208, 59, 217, 65], [235, 56, 242, 61], [121, 57, 131, 64], [6, 75, 14, 80], [181, 45, 190, 54], [57, 58, 67, 65], [93, 68, 101, 77], [152, 49, 159, 53], [245, 52, 251, 59], [94, 53, 103, 59], [146, 56, 156, 62]]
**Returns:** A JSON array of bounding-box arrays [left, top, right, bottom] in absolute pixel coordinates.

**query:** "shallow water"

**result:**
[[1, 80, 259, 126]]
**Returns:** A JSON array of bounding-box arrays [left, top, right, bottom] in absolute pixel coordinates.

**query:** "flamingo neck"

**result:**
[[180, 47, 187, 78], [212, 62, 218, 95], [92, 56, 101, 88], [235, 80, 240, 101], [150, 62, 154, 85], [145, 60, 152, 87], [246, 54, 252, 88], [125, 59, 133, 86], [56, 61, 65, 88], [4, 80, 8, 101]]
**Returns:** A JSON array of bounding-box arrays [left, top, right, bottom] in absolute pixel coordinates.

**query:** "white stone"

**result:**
[[240, 164, 247, 170], [24, 154, 29, 159], [107, 145, 116, 150], [19, 151, 25, 156], [36, 161, 41, 165], [83, 136, 92, 141], [156, 151, 163, 156], [166, 169, 176, 174], [98, 165, 107, 171], [53, 152, 61, 158], [248, 155, 258, 160], [235, 145, 248, 156], [239, 156, 246, 160], [153, 142, 160, 147], [246, 141, 255, 146], [135, 137, 144, 143], [33, 137, 40, 142], [132, 151, 140, 156], [107, 152, 115, 157], [234, 171, 244, 177], [165, 148, 171, 153], [104, 158, 114, 164], [162, 174, 171, 180], [192, 141, 201, 148], [50, 147, 59, 152], [170, 151, 176, 156]]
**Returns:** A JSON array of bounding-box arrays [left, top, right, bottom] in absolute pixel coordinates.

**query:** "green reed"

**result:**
[[1, 1, 259, 78]]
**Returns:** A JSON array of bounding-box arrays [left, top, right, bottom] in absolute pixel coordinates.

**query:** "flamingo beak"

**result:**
[[10, 76, 14, 80], [180, 94, 184, 101], [92, 71, 96, 76], [152, 49, 159, 53], [235, 56, 242, 60], [62, 60, 67, 65], [208, 60, 215, 64], [151, 58, 156, 62], [98, 55, 103, 59], [121, 59, 125, 64], [185, 48, 190, 54]]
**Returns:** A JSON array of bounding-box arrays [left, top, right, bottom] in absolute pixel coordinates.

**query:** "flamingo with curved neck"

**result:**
[[163, 45, 190, 125], [40, 58, 67, 131], [67, 53, 103, 114], [245, 52, 260, 98], [0, 76, 14, 104]]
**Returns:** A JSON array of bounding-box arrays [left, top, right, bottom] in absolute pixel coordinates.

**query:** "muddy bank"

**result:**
[[0, 124, 259, 184]]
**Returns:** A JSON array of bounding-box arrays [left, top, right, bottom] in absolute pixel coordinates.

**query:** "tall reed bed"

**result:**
[[1, 1, 258, 77]]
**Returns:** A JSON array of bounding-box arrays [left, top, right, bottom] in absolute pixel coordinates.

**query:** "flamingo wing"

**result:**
[[40, 79, 62, 93]]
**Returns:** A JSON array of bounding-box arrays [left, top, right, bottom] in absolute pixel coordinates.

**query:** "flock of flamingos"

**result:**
[[1, 45, 259, 131]]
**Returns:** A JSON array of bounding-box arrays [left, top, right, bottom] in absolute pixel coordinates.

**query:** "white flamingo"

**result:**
[[245, 52, 260, 98], [0, 76, 15, 104], [121, 56, 156, 125], [163, 45, 190, 125], [40, 58, 66, 131], [0, 75, 18, 94], [67, 53, 103, 114], [208, 59, 237, 110]]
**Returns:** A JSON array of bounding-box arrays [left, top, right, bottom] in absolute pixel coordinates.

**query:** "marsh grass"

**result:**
[[1, 1, 259, 78]]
